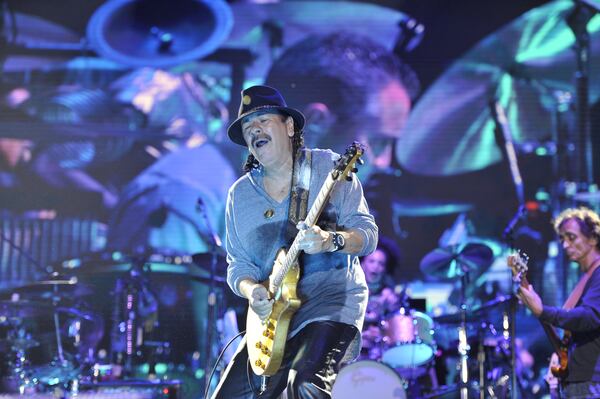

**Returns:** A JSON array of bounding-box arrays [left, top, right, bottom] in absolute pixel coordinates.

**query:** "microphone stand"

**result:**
[[503, 207, 524, 399], [196, 198, 223, 391], [457, 269, 471, 399], [491, 99, 528, 398]]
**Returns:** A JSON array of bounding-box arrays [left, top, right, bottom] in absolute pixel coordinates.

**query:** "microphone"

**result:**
[[503, 204, 527, 240]]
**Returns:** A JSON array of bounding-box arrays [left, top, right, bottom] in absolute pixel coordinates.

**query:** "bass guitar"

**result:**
[[246, 142, 364, 376], [507, 252, 570, 381]]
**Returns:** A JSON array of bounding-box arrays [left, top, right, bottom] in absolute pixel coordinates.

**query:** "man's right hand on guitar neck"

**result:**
[[240, 279, 274, 320]]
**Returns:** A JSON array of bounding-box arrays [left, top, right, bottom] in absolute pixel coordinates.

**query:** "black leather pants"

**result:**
[[210, 320, 359, 399]]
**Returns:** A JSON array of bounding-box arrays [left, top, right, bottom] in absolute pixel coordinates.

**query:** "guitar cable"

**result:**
[[203, 330, 246, 399]]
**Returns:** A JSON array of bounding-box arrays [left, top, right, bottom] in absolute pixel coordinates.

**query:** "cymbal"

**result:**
[[396, 1, 600, 175], [420, 242, 494, 281], [392, 199, 472, 217], [60, 251, 226, 284], [87, 0, 233, 68], [0, 337, 40, 351], [0, 299, 52, 318], [4, 274, 94, 301], [433, 296, 511, 325], [226, 1, 409, 80], [473, 295, 513, 313], [2, 12, 82, 72]]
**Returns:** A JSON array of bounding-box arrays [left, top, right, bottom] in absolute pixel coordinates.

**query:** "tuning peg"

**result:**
[[352, 167, 358, 173], [357, 158, 365, 165], [345, 176, 353, 182]]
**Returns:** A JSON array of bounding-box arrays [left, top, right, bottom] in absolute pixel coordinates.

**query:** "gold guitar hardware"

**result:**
[[262, 330, 274, 339]]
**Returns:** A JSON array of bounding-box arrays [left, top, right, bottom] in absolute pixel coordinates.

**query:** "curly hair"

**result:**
[[242, 113, 304, 172], [553, 207, 600, 250], [360, 235, 402, 276], [266, 31, 420, 125]]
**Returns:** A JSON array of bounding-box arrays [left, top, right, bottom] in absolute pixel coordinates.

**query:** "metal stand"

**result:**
[[566, 3, 595, 187], [457, 273, 471, 398], [196, 198, 224, 390], [110, 258, 158, 377], [502, 207, 525, 399]]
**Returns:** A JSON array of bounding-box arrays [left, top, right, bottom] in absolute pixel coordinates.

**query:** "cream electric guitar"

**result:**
[[246, 143, 364, 376]]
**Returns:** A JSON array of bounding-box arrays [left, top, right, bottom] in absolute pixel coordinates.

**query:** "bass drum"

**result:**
[[332, 360, 406, 399]]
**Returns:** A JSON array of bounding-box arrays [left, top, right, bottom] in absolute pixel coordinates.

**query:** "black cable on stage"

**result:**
[[203, 330, 245, 399]]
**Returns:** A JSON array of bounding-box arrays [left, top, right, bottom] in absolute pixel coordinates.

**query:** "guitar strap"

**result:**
[[288, 148, 312, 225], [563, 260, 600, 310]]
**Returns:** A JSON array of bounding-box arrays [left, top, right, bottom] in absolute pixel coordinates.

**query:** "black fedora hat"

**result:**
[[227, 85, 305, 146]]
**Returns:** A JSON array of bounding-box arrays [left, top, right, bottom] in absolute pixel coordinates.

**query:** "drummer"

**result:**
[[360, 236, 403, 358]]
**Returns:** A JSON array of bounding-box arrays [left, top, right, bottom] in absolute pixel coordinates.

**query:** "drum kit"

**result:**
[[333, 241, 521, 399], [0, 273, 102, 394], [0, 250, 232, 398]]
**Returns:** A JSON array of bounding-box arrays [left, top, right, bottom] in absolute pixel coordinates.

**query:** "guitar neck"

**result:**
[[541, 322, 564, 356], [270, 174, 337, 292]]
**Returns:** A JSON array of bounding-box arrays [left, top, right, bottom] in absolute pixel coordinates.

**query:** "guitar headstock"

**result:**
[[507, 250, 529, 287], [333, 142, 365, 182]]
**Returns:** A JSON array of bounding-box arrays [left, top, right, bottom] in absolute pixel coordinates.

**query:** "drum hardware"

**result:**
[[419, 241, 503, 397], [1, 316, 38, 394], [0, 296, 102, 394], [433, 295, 523, 399], [108, 257, 159, 377], [60, 249, 228, 392], [0, 270, 91, 387]]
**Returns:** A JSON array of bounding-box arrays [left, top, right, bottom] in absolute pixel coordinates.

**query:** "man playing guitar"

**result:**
[[517, 207, 600, 398], [210, 85, 377, 398]]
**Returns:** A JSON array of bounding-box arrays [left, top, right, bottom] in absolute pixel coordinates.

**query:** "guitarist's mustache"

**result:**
[[252, 134, 271, 147]]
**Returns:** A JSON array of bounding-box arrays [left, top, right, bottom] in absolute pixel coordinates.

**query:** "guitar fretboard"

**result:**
[[270, 174, 337, 291]]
